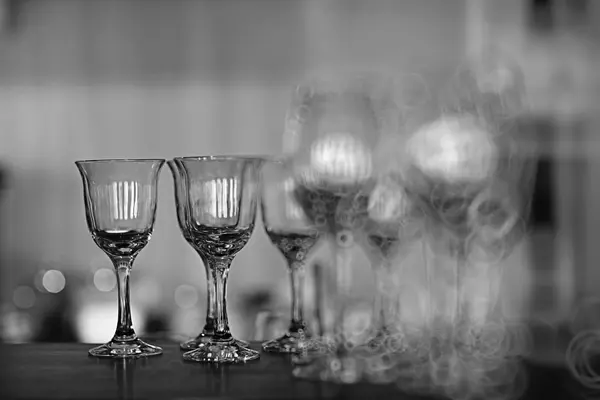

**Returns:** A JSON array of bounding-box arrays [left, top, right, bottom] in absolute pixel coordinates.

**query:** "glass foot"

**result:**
[[88, 338, 163, 358], [293, 349, 428, 385], [182, 339, 260, 363], [180, 333, 249, 350], [292, 353, 362, 384], [361, 327, 404, 353], [262, 331, 311, 354]]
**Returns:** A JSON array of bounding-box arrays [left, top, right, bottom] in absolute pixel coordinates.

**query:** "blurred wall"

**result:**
[[0, 0, 469, 338], [480, 0, 600, 325]]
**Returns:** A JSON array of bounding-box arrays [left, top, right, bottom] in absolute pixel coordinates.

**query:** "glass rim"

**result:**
[[75, 158, 165, 164], [174, 155, 268, 162]]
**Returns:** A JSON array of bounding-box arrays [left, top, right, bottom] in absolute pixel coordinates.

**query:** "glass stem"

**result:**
[[199, 252, 217, 335], [209, 257, 232, 341], [288, 261, 306, 334], [371, 262, 382, 330], [454, 242, 466, 337], [422, 240, 434, 327], [312, 262, 325, 338], [374, 259, 391, 332], [333, 242, 353, 354], [112, 257, 136, 341]]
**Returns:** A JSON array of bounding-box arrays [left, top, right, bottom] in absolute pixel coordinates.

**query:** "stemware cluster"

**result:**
[[74, 65, 537, 398], [276, 67, 536, 400], [77, 156, 266, 363], [76, 155, 323, 363]]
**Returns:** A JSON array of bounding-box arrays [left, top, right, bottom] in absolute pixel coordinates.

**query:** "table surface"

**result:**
[[0, 342, 586, 400]]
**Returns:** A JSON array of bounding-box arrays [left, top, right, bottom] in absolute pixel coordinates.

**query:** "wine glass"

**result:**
[[401, 62, 535, 358], [178, 156, 263, 363], [75, 158, 165, 358], [260, 158, 320, 353], [168, 160, 249, 350], [283, 72, 401, 381], [360, 173, 424, 348]]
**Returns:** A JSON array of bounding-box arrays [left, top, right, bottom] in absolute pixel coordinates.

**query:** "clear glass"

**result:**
[[405, 63, 537, 349], [394, 63, 538, 397], [178, 156, 263, 363], [260, 158, 321, 353], [360, 174, 425, 348], [283, 73, 401, 381], [75, 158, 165, 358], [168, 160, 249, 350]]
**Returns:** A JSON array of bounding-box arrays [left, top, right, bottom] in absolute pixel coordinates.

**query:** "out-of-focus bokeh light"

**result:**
[[1, 311, 34, 343], [174, 285, 198, 309], [42, 270, 66, 293], [75, 302, 145, 343], [12, 286, 36, 309], [93, 268, 116, 292]]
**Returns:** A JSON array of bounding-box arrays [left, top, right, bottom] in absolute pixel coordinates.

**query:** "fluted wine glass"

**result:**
[[168, 160, 249, 350], [178, 156, 263, 363], [75, 158, 165, 358], [260, 158, 320, 353]]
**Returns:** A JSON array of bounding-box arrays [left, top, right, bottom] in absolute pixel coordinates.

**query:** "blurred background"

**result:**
[[0, 0, 598, 347]]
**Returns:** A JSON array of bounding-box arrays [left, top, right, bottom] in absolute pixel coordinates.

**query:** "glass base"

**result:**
[[293, 350, 428, 385], [292, 326, 430, 385], [88, 338, 163, 358], [364, 328, 390, 350], [262, 331, 311, 354], [292, 353, 362, 384], [361, 326, 407, 354], [180, 333, 249, 350], [182, 339, 260, 363]]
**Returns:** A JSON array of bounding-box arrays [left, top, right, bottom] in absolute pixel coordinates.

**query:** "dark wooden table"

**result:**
[[0, 342, 585, 399]]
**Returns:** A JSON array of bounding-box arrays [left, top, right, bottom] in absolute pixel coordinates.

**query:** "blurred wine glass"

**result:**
[[360, 173, 424, 347], [168, 160, 248, 350], [75, 158, 165, 358], [260, 158, 320, 353], [284, 72, 402, 381], [178, 156, 263, 363], [400, 62, 536, 352]]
